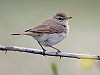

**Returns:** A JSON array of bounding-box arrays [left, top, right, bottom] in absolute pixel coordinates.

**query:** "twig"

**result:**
[[0, 45, 100, 60]]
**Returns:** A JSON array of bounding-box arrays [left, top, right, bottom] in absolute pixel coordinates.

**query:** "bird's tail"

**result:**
[[10, 32, 27, 35], [10, 32, 35, 36], [11, 33, 21, 35]]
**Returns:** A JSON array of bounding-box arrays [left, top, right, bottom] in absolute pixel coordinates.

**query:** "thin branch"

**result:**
[[0, 45, 100, 60]]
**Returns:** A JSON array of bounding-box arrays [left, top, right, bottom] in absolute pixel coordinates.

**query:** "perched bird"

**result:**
[[11, 12, 72, 54]]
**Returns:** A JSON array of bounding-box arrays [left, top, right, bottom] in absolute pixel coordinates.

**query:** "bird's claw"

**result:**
[[56, 50, 61, 54], [5, 50, 7, 54], [43, 49, 46, 57]]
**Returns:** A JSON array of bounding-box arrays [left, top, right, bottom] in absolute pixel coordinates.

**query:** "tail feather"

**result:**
[[10, 32, 34, 36], [11, 33, 23, 35]]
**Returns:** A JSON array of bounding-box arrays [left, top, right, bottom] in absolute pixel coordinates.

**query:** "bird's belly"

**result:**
[[36, 33, 66, 46]]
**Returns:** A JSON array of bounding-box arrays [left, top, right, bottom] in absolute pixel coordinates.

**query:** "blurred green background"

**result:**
[[0, 0, 100, 75]]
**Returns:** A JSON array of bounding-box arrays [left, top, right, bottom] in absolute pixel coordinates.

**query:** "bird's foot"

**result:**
[[5, 50, 7, 54], [42, 49, 46, 57], [56, 50, 62, 59], [56, 50, 61, 54]]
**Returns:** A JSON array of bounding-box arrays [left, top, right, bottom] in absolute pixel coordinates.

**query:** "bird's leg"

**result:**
[[48, 45, 62, 58], [37, 41, 46, 56], [48, 45, 61, 54]]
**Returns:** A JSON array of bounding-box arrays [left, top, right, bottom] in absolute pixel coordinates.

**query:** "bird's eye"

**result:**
[[56, 17, 64, 21], [58, 17, 63, 20]]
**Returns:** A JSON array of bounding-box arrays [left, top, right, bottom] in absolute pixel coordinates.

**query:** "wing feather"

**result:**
[[25, 20, 66, 34]]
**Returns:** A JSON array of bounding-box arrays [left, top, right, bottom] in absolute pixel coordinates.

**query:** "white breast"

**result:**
[[37, 33, 66, 46]]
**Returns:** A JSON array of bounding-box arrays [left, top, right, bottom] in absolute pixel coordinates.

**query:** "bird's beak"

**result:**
[[66, 16, 72, 19]]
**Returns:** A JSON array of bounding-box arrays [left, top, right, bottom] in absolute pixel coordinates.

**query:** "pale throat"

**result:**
[[65, 20, 69, 25], [61, 20, 69, 26], [63, 20, 69, 34]]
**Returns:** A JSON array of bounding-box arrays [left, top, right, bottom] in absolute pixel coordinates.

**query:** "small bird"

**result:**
[[11, 12, 72, 54]]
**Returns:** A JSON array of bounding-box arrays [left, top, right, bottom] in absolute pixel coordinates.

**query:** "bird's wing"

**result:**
[[25, 20, 66, 34], [25, 24, 52, 33]]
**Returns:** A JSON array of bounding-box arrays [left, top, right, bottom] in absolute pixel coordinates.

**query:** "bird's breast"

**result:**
[[35, 33, 67, 46]]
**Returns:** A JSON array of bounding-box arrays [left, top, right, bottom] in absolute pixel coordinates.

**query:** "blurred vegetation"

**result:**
[[51, 63, 58, 75]]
